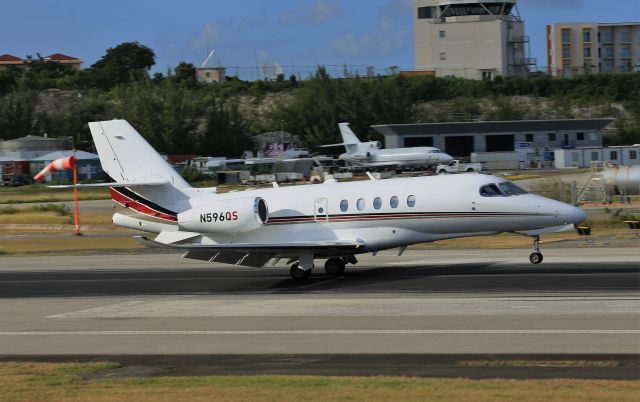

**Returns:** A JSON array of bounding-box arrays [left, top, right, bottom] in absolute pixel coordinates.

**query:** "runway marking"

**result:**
[[0, 330, 639, 336]]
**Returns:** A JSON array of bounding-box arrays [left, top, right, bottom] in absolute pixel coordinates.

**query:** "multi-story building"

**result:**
[[414, 0, 532, 79], [547, 22, 640, 76]]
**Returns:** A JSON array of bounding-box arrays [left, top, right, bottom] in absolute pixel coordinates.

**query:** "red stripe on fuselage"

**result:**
[[109, 187, 178, 221]]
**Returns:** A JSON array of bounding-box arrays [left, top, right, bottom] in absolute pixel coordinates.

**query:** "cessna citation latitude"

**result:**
[[66, 120, 586, 279], [322, 123, 453, 169]]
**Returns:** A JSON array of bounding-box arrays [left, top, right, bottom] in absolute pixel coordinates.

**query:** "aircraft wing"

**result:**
[[133, 236, 365, 268], [133, 235, 365, 254]]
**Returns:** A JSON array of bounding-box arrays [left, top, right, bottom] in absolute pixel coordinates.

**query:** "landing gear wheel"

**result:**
[[324, 258, 346, 277], [528, 235, 543, 265], [529, 252, 543, 265], [290, 263, 311, 280]]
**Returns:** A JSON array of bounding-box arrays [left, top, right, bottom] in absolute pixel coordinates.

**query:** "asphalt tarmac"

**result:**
[[0, 248, 638, 379]]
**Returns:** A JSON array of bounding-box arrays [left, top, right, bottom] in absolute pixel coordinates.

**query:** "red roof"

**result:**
[[167, 154, 198, 164], [0, 54, 23, 62], [45, 53, 80, 61]]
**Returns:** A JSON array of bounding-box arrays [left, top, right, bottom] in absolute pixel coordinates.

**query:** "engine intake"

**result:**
[[178, 197, 268, 234]]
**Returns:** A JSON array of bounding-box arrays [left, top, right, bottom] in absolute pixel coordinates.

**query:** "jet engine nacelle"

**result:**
[[178, 197, 268, 234]]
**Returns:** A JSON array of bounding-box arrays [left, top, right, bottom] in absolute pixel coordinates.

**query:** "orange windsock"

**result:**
[[33, 155, 77, 182]]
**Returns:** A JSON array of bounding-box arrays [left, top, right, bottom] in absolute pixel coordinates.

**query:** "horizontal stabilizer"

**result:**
[[317, 143, 347, 148], [48, 180, 170, 189]]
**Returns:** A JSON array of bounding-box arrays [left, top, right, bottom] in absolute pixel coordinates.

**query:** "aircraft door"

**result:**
[[314, 198, 329, 222]]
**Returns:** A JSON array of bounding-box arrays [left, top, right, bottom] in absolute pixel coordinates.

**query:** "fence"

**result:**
[[222, 64, 390, 81]]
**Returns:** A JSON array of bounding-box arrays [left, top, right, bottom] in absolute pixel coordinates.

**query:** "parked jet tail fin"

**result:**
[[338, 123, 361, 145]]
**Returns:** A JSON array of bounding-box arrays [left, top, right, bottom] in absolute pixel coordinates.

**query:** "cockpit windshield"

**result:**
[[479, 184, 502, 197], [429, 149, 442, 153], [480, 182, 528, 197], [498, 182, 528, 195]]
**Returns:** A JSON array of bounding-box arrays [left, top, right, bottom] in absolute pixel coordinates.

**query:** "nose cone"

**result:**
[[441, 153, 454, 164], [561, 204, 587, 225]]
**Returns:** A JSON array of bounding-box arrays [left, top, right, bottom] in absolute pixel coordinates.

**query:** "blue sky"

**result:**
[[1, 0, 637, 75]]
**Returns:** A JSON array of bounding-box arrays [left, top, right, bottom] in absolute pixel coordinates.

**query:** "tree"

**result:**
[[201, 97, 253, 157], [90, 41, 156, 88], [0, 90, 38, 140], [173, 62, 197, 87], [107, 78, 202, 153]]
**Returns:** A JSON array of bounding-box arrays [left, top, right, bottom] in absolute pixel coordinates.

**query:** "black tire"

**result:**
[[324, 258, 346, 276], [438, 170, 446, 175], [290, 263, 311, 279], [529, 252, 543, 264], [466, 168, 473, 172]]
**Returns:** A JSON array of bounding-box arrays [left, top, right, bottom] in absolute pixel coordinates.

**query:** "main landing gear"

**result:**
[[529, 235, 543, 265], [324, 258, 346, 277], [289, 256, 357, 280], [290, 263, 311, 280]]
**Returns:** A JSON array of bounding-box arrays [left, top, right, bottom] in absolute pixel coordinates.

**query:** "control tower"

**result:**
[[414, 0, 532, 79]]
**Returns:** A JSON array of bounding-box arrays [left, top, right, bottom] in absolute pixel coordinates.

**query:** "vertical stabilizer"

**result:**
[[338, 123, 361, 154], [89, 120, 192, 210]]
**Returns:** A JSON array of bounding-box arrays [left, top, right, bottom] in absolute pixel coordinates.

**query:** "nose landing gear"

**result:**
[[529, 235, 543, 264]]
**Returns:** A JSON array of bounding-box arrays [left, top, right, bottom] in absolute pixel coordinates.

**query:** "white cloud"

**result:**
[[279, 0, 341, 25], [329, 0, 412, 60], [191, 21, 228, 52], [331, 28, 410, 59], [379, 0, 413, 30]]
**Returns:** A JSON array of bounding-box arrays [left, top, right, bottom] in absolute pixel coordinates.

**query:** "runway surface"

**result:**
[[0, 248, 638, 378]]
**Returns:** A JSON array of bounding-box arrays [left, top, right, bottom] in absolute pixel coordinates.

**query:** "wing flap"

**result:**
[[133, 235, 365, 254]]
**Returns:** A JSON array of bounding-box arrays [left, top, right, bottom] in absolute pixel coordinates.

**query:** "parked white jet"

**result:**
[[322, 123, 453, 170], [70, 120, 586, 279]]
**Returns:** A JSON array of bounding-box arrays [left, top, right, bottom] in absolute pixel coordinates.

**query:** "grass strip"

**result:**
[[0, 362, 638, 402], [0, 235, 143, 255]]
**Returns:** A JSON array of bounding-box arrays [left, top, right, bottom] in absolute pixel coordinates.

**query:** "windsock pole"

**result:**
[[33, 154, 80, 235], [72, 148, 80, 236]]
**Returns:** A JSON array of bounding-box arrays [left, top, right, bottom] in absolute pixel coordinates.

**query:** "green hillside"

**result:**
[[1, 42, 639, 156]]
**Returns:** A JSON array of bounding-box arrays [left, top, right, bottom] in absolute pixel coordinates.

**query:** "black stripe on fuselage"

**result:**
[[112, 187, 178, 218], [267, 211, 551, 225]]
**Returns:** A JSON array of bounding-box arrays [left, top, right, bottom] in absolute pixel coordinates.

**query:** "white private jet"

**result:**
[[321, 123, 453, 170], [67, 120, 586, 279]]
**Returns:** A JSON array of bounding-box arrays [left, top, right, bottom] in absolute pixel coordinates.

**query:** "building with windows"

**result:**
[[0, 53, 82, 70], [196, 67, 226, 84], [372, 119, 614, 159], [547, 22, 640, 76], [413, 0, 533, 79], [554, 145, 640, 168]]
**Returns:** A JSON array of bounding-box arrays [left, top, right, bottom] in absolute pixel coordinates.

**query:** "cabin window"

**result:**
[[340, 199, 349, 212], [407, 195, 416, 207], [373, 197, 382, 210], [498, 182, 528, 196], [357, 198, 365, 211], [480, 184, 502, 197], [390, 196, 399, 209]]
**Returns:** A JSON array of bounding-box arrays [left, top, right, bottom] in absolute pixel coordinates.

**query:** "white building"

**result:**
[[414, 0, 532, 79], [554, 146, 640, 169]]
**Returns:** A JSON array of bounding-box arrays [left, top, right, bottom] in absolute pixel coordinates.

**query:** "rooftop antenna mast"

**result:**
[[201, 49, 216, 68]]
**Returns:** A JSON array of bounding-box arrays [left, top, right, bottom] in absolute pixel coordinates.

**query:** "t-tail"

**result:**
[[87, 120, 209, 221], [338, 122, 363, 154]]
